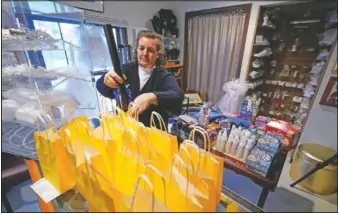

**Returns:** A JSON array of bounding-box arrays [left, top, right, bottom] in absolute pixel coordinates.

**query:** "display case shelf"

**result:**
[[2, 39, 80, 52], [1, 1, 100, 127], [1, 120, 38, 160]]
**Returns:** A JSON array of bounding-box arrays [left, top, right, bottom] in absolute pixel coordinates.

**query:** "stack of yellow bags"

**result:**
[[33, 107, 225, 212]]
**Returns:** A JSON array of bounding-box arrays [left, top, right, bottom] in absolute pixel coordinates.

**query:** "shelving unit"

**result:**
[[1, 1, 100, 158], [246, 1, 337, 126]]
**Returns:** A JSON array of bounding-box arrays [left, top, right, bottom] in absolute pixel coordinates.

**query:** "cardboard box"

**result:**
[[266, 120, 298, 150]]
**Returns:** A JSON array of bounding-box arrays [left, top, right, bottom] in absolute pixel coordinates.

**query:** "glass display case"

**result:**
[[1, 1, 100, 159]]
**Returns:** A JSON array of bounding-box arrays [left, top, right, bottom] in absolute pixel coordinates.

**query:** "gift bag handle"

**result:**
[[75, 121, 92, 142], [179, 146, 196, 179], [181, 140, 201, 175], [83, 149, 101, 197], [55, 103, 74, 126], [122, 129, 143, 163], [144, 164, 167, 205], [192, 126, 211, 149], [35, 113, 50, 154], [130, 175, 155, 212], [189, 127, 211, 151], [62, 128, 76, 155], [150, 111, 167, 132], [36, 113, 56, 155], [169, 154, 190, 199], [127, 102, 140, 121]]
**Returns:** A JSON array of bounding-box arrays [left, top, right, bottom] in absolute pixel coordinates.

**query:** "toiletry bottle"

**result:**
[[243, 139, 255, 161], [236, 138, 247, 159], [216, 130, 225, 152], [231, 136, 240, 156], [221, 128, 228, 153], [225, 135, 233, 154]]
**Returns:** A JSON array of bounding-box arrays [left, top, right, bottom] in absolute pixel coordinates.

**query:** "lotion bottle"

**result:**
[[243, 139, 255, 161]]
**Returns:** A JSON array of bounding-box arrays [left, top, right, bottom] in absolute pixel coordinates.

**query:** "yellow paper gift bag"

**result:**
[[146, 112, 179, 163], [75, 150, 118, 212], [96, 111, 127, 150], [178, 146, 216, 212], [112, 131, 146, 195], [34, 114, 75, 194], [189, 127, 224, 203], [165, 155, 204, 212]]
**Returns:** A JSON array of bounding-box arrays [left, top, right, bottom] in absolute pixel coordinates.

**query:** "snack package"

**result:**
[[246, 147, 278, 177], [266, 120, 298, 150], [256, 133, 281, 154]]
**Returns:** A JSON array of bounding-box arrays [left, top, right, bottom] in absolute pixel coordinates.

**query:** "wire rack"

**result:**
[[1, 120, 38, 160]]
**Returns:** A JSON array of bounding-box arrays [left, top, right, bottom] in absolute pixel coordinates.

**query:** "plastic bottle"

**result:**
[[226, 126, 237, 154], [236, 138, 247, 159], [242, 139, 255, 161], [225, 135, 233, 154], [231, 136, 240, 156], [216, 129, 225, 152], [220, 129, 228, 153]]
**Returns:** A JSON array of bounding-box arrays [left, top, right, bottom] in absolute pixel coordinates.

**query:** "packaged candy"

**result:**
[[256, 133, 281, 154], [266, 120, 298, 149], [246, 147, 278, 177]]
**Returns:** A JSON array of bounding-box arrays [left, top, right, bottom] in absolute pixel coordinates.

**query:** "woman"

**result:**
[[96, 30, 184, 127]]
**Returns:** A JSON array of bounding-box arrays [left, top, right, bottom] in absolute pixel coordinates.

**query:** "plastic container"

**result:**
[[216, 129, 228, 153], [236, 139, 247, 159], [231, 136, 240, 156], [242, 139, 255, 161]]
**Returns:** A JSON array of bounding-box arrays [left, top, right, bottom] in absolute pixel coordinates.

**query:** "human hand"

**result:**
[[103, 70, 124, 88], [128, 93, 158, 116]]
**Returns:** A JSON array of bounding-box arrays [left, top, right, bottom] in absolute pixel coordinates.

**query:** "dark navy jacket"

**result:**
[[96, 62, 184, 127]]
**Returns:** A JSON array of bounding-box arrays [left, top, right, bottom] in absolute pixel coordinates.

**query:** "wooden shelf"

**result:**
[[163, 64, 183, 69]]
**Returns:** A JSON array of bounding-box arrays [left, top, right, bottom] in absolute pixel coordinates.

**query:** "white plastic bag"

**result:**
[[215, 79, 248, 114], [2, 99, 20, 121], [3, 88, 42, 105], [15, 101, 44, 124]]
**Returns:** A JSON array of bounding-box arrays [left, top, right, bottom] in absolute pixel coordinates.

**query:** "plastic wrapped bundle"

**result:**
[[246, 147, 278, 177], [215, 79, 249, 114], [2, 99, 20, 121], [256, 133, 281, 154]]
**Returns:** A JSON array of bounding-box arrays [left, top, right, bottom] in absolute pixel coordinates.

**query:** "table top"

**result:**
[[211, 148, 286, 191]]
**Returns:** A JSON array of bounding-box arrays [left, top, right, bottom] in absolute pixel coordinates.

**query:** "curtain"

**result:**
[[186, 11, 246, 103]]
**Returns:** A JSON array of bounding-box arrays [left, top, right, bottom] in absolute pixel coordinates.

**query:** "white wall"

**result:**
[[297, 44, 337, 150], [171, 1, 284, 82], [62, 1, 173, 44]]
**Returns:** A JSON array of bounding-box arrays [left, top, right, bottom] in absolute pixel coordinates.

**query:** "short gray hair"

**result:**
[[135, 30, 165, 67]]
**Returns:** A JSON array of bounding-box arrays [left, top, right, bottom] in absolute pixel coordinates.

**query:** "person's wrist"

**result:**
[[148, 93, 158, 105]]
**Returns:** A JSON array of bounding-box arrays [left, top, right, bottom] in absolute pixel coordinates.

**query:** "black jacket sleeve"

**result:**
[[96, 74, 116, 99], [153, 73, 184, 115], [95, 63, 134, 99]]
